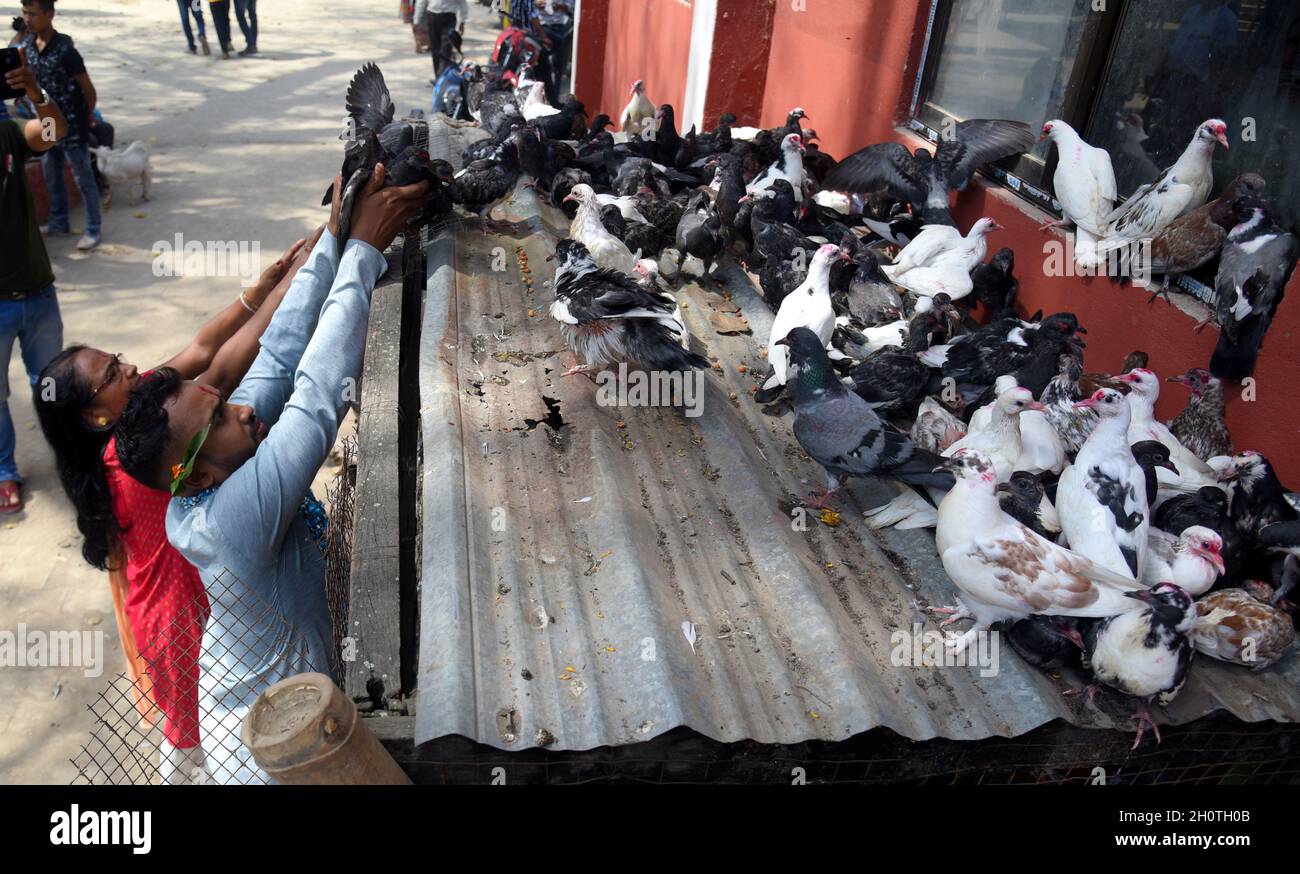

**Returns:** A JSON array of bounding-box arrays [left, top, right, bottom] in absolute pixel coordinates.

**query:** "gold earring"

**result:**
[[97, 417, 109, 427]]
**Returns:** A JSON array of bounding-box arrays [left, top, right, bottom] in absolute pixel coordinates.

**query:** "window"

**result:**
[[914, 0, 1300, 231]]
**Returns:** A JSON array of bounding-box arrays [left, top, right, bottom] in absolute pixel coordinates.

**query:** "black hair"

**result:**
[[21, 0, 55, 13], [35, 345, 119, 570], [115, 367, 183, 492]]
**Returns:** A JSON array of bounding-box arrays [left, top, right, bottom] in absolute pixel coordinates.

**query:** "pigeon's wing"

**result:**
[[555, 271, 676, 326], [823, 142, 927, 204], [792, 392, 881, 467], [345, 63, 396, 135], [936, 119, 1036, 191], [1105, 168, 1193, 239], [944, 523, 1146, 617], [1147, 527, 1178, 566]]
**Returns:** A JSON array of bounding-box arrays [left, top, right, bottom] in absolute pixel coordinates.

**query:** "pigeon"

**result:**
[[758, 244, 847, 398], [1040, 354, 1096, 455], [1209, 195, 1299, 381], [673, 191, 725, 280], [565, 183, 638, 273], [1119, 368, 1220, 495], [823, 119, 1035, 226], [997, 470, 1061, 539], [882, 218, 1001, 300], [932, 449, 1148, 655], [1101, 119, 1228, 247], [779, 327, 953, 509], [1038, 119, 1117, 266], [1141, 173, 1266, 295], [910, 395, 967, 454], [942, 381, 1046, 482], [1130, 440, 1178, 507], [1142, 526, 1225, 596], [548, 239, 707, 376], [968, 247, 1018, 317], [1219, 451, 1298, 541], [1256, 521, 1300, 600], [1166, 368, 1231, 462], [619, 79, 655, 137], [1081, 583, 1197, 749], [746, 133, 806, 197], [1057, 388, 1150, 579], [1153, 485, 1245, 582], [1006, 616, 1085, 671], [450, 128, 524, 232], [326, 63, 449, 251], [521, 81, 559, 120], [1193, 581, 1295, 669]]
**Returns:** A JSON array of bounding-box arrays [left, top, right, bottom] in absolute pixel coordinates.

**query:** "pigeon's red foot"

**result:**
[[1192, 316, 1218, 334], [802, 487, 838, 511], [1063, 683, 1101, 706], [1131, 699, 1162, 750], [1038, 218, 1068, 233]]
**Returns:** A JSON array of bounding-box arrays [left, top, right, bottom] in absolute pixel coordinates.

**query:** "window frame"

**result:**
[[909, 0, 1128, 217]]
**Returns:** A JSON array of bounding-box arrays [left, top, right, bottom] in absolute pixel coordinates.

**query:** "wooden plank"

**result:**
[[345, 255, 406, 706]]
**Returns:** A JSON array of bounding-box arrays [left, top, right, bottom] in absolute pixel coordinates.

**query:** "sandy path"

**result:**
[[0, 0, 502, 784]]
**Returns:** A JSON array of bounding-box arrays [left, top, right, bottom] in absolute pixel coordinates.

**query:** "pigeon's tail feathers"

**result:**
[[890, 449, 956, 492], [624, 320, 710, 372], [1209, 316, 1267, 381]]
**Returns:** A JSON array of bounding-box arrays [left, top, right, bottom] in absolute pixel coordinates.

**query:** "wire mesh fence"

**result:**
[[70, 567, 328, 785]]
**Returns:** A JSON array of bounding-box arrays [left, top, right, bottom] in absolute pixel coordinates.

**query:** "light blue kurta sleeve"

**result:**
[[229, 228, 343, 427], [205, 239, 387, 567]]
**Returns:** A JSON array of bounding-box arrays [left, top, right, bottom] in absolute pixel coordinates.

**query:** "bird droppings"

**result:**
[[496, 707, 521, 744]]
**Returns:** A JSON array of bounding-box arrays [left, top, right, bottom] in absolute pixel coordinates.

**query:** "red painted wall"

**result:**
[[598, 0, 693, 130], [701, 0, 776, 131], [757, 0, 930, 160], [576, 0, 1300, 485]]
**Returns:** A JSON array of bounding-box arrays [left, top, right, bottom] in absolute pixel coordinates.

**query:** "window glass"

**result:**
[[926, 0, 1093, 128], [1084, 0, 1300, 227]]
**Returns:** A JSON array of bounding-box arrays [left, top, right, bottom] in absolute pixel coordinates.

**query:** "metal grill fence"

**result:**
[[70, 567, 328, 785]]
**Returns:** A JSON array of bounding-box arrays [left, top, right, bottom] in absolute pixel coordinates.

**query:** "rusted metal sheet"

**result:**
[[412, 122, 1300, 751]]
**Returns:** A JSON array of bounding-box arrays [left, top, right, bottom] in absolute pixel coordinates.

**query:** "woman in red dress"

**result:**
[[36, 229, 319, 781]]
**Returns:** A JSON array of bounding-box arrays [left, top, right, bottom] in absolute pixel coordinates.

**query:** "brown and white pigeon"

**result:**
[[1142, 173, 1266, 295], [1167, 368, 1232, 462], [1193, 581, 1295, 669], [933, 449, 1147, 655]]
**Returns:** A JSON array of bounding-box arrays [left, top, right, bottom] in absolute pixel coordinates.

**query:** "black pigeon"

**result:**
[[1130, 440, 1177, 507], [780, 327, 954, 508], [997, 470, 1054, 538], [325, 63, 450, 250], [1006, 616, 1084, 671], [823, 119, 1035, 225], [450, 128, 524, 229], [969, 247, 1018, 317], [1210, 195, 1298, 380], [674, 191, 725, 280], [1223, 451, 1298, 541]]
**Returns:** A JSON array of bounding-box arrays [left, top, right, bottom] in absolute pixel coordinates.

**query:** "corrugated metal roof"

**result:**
[[411, 120, 1300, 751]]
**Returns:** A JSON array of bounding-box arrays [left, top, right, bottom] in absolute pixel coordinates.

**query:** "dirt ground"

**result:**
[[0, 0, 502, 784]]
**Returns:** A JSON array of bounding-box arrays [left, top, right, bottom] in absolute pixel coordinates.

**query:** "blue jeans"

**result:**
[[235, 0, 257, 47], [0, 286, 64, 484], [42, 143, 102, 238], [176, 0, 207, 49]]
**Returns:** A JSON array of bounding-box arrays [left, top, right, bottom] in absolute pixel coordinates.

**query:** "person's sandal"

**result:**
[[0, 481, 22, 515]]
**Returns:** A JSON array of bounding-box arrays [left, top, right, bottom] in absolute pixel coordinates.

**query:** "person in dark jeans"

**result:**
[[208, 0, 235, 59], [234, 0, 257, 55], [175, 0, 209, 55], [1, 45, 69, 514], [19, 0, 102, 250], [414, 0, 467, 80]]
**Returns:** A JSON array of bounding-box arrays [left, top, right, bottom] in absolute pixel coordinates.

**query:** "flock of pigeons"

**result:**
[[329, 61, 1300, 747]]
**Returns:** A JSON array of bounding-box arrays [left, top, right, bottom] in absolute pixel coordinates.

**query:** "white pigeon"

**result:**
[[565, 184, 637, 274], [967, 375, 1066, 476], [1101, 119, 1228, 248], [1039, 119, 1116, 267], [933, 450, 1147, 654], [883, 218, 1000, 300], [619, 79, 656, 137], [746, 133, 806, 197], [1142, 526, 1225, 596], [1056, 387, 1150, 579], [943, 381, 1045, 482], [522, 81, 559, 121], [1119, 368, 1221, 497], [762, 244, 845, 392]]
